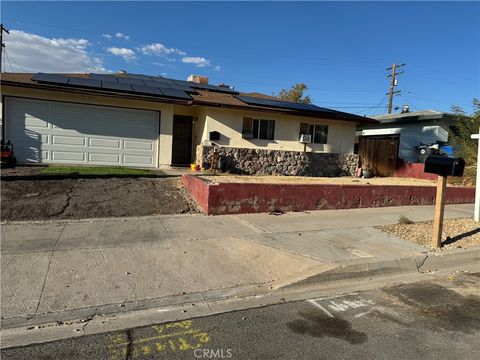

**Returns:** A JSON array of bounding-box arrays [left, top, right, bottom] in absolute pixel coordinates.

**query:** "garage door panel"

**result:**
[[52, 151, 85, 162], [89, 138, 121, 149], [124, 155, 154, 165], [88, 153, 120, 163], [52, 135, 86, 146], [6, 98, 159, 168], [25, 117, 49, 128], [123, 140, 153, 151]]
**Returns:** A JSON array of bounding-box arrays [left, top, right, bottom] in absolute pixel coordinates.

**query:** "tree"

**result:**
[[276, 83, 312, 104], [449, 98, 480, 185]]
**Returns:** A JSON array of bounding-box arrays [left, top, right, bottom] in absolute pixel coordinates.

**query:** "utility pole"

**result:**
[[1, 24, 10, 73], [386, 62, 405, 114]]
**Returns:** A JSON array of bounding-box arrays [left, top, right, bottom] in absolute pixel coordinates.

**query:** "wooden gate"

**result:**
[[358, 135, 399, 177]]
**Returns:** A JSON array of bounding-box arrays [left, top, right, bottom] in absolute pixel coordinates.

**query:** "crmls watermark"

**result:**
[[193, 348, 233, 359]]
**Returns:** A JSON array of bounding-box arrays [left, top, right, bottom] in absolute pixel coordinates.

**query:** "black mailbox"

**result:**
[[424, 156, 465, 177], [209, 131, 220, 141]]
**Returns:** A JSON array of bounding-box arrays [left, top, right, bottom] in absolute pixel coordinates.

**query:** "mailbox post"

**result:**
[[424, 156, 465, 248], [470, 128, 480, 222]]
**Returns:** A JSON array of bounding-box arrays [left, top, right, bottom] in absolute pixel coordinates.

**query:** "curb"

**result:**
[[1, 248, 478, 349], [274, 247, 480, 289], [417, 247, 480, 273]]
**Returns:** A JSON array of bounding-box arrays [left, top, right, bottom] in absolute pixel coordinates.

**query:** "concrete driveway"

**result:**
[[0, 214, 321, 320]]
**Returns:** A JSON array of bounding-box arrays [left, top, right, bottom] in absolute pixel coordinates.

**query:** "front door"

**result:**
[[171, 115, 193, 166]]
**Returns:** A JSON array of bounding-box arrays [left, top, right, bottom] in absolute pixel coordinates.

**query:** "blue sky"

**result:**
[[1, 1, 479, 115]]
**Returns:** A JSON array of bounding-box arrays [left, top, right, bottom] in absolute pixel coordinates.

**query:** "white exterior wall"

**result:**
[[1, 85, 175, 167], [200, 108, 356, 154], [2, 84, 359, 168]]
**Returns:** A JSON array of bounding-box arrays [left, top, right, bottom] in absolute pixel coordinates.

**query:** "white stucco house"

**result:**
[[0, 72, 377, 170]]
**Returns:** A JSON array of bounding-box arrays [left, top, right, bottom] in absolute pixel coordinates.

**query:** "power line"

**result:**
[[364, 97, 388, 116], [1, 23, 10, 73], [2, 18, 391, 67], [398, 92, 417, 111], [410, 64, 477, 86], [3, 50, 14, 72], [4, 49, 28, 72]]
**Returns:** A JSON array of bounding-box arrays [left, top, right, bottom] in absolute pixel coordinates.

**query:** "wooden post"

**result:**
[[432, 175, 447, 248]]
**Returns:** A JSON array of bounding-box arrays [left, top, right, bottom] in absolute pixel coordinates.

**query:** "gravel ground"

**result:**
[[377, 218, 480, 250], [199, 175, 460, 187]]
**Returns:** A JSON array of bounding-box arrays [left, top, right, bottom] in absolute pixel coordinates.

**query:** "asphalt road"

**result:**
[[2, 273, 479, 360]]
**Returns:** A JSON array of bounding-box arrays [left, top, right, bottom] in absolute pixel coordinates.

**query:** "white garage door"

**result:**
[[5, 97, 159, 168]]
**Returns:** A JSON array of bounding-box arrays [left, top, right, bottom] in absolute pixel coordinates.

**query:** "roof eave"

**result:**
[[0, 80, 191, 105], [191, 100, 378, 124]]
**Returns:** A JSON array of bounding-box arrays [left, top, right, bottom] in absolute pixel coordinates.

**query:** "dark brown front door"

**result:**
[[171, 115, 193, 166]]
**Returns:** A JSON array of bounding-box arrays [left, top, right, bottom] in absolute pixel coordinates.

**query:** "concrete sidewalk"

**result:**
[[1, 204, 475, 327]]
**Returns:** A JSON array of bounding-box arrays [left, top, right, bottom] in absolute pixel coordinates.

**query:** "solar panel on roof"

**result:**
[[160, 88, 192, 100], [32, 73, 70, 85], [170, 84, 197, 92], [89, 73, 118, 81], [67, 77, 102, 89], [143, 80, 172, 88], [118, 73, 155, 81], [235, 95, 334, 113], [151, 77, 175, 83], [131, 85, 164, 96], [157, 81, 196, 92], [101, 80, 133, 92], [117, 77, 147, 85], [190, 83, 238, 94]]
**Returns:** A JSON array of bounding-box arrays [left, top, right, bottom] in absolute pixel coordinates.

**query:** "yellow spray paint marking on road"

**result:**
[[108, 320, 210, 359]]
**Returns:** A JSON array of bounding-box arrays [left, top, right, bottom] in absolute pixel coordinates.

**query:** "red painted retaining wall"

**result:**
[[182, 175, 475, 215], [394, 162, 437, 180]]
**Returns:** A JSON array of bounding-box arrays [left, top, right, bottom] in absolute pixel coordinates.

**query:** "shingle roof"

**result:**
[[1, 72, 377, 124]]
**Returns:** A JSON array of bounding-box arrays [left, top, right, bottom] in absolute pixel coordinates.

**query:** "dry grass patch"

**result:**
[[200, 175, 448, 186]]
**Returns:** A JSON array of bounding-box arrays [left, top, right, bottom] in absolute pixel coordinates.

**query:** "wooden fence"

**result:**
[[358, 135, 399, 176]]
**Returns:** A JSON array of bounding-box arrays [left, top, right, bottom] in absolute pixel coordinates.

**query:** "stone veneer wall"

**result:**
[[197, 145, 359, 177]]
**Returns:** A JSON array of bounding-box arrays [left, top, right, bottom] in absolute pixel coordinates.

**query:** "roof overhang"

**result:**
[[356, 128, 401, 137], [1, 80, 191, 106]]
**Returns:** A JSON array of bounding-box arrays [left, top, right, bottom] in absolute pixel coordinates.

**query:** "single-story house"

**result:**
[[356, 109, 457, 163], [0, 72, 377, 176]]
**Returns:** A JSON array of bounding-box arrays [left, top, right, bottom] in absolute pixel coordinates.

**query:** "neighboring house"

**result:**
[[356, 109, 457, 163], [0, 72, 376, 175]]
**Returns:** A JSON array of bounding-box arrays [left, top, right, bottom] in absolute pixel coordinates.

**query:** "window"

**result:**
[[299, 123, 328, 144], [242, 118, 275, 140], [313, 124, 328, 144]]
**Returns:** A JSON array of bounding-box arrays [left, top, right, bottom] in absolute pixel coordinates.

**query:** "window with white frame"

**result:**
[[242, 118, 275, 140], [299, 122, 328, 144]]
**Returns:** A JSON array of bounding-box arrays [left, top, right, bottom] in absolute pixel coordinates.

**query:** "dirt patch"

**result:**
[[1, 177, 199, 221], [383, 282, 480, 334], [199, 175, 461, 187], [377, 218, 480, 250]]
